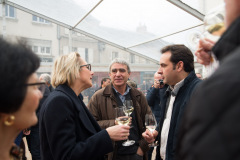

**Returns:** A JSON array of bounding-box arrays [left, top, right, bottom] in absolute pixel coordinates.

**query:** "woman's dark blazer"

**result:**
[[39, 84, 113, 160]]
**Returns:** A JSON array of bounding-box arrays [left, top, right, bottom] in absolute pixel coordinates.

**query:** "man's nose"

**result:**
[[157, 67, 162, 74]]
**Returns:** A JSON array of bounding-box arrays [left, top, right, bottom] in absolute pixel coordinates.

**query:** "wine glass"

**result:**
[[123, 100, 134, 128], [123, 100, 134, 117], [191, 3, 225, 77], [115, 107, 135, 146], [145, 113, 158, 147]]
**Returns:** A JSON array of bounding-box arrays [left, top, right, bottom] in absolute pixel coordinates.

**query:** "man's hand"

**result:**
[[142, 129, 158, 143], [153, 79, 160, 88], [195, 39, 215, 66]]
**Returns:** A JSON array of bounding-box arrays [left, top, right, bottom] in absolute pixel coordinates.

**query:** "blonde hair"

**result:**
[[51, 52, 83, 88]]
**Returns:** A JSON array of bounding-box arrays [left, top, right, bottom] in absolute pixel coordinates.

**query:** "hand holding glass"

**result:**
[[115, 107, 135, 146], [145, 113, 158, 147], [192, 3, 225, 77]]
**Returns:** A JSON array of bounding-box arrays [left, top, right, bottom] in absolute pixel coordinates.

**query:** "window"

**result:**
[[40, 58, 53, 63], [130, 53, 135, 63], [85, 48, 89, 63], [33, 46, 38, 53], [5, 5, 15, 18], [46, 47, 50, 54], [112, 52, 118, 60], [32, 15, 50, 24], [32, 15, 37, 21], [41, 47, 45, 53]]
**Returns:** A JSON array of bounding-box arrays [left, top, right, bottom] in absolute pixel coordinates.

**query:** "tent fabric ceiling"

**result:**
[[5, 0, 222, 61]]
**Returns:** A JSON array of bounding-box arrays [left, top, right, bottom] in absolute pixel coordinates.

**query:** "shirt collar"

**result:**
[[113, 84, 131, 96], [169, 79, 185, 96]]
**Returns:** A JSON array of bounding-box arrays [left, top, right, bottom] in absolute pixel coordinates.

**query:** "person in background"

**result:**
[[142, 44, 201, 160], [176, 1, 240, 159], [95, 77, 111, 92], [0, 38, 43, 160], [140, 81, 148, 96], [39, 73, 54, 92], [146, 72, 167, 160], [39, 53, 130, 160], [127, 80, 138, 88], [26, 75, 50, 160], [88, 58, 151, 160]]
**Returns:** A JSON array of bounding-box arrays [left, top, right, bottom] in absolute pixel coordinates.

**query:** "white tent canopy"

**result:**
[[2, 0, 223, 61]]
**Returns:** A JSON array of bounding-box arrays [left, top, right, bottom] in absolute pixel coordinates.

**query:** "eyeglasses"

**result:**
[[80, 64, 91, 71], [26, 82, 46, 94]]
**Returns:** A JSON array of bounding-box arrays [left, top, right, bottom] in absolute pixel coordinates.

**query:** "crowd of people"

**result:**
[[0, 0, 240, 159]]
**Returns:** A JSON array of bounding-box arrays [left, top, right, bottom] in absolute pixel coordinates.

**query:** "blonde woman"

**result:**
[[39, 52, 130, 160], [0, 38, 43, 160]]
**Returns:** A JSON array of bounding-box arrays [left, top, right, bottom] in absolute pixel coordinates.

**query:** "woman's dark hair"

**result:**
[[0, 38, 40, 113], [161, 44, 194, 72]]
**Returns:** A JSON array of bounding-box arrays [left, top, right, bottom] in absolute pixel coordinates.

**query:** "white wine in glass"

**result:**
[[145, 113, 158, 147], [115, 107, 135, 146], [190, 3, 225, 77], [116, 117, 130, 125], [123, 100, 134, 117]]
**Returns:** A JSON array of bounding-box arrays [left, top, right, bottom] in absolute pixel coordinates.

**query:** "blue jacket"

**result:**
[[156, 71, 201, 160], [146, 85, 168, 123], [39, 84, 113, 160]]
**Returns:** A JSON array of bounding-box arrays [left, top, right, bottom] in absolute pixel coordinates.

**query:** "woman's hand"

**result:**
[[106, 125, 130, 141]]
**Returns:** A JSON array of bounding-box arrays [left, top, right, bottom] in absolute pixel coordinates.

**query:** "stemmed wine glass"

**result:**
[[115, 107, 135, 146], [123, 100, 134, 128], [145, 113, 158, 147], [123, 100, 134, 117], [191, 3, 225, 77]]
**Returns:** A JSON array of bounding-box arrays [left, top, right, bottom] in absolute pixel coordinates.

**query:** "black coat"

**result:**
[[176, 17, 240, 160], [156, 71, 201, 160], [146, 85, 168, 123], [39, 84, 113, 160]]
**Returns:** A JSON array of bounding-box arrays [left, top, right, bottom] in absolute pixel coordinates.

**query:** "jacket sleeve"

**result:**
[[146, 86, 159, 107], [42, 95, 113, 160], [88, 93, 115, 129]]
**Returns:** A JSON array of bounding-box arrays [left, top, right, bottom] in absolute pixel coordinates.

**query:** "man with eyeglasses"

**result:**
[[88, 58, 151, 160], [26, 76, 50, 160]]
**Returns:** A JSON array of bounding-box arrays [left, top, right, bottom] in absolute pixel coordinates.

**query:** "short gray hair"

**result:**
[[109, 58, 131, 73], [40, 73, 51, 84]]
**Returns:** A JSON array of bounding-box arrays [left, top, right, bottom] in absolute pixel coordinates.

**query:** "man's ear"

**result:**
[[177, 61, 184, 71]]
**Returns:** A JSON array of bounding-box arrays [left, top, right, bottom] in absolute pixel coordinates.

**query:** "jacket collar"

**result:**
[[103, 83, 141, 98], [213, 16, 240, 62], [165, 71, 197, 96]]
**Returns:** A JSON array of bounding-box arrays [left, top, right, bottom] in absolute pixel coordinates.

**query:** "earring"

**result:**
[[4, 115, 15, 126]]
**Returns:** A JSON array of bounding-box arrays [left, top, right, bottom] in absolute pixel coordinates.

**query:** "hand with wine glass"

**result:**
[[115, 107, 135, 146], [145, 113, 158, 147], [194, 3, 226, 77]]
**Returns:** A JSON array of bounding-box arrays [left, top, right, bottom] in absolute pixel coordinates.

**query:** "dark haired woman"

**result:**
[[0, 38, 43, 160]]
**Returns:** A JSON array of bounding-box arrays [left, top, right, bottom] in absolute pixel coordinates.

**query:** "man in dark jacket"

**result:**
[[146, 72, 167, 160], [88, 58, 151, 160], [176, 1, 240, 160], [142, 44, 201, 160]]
